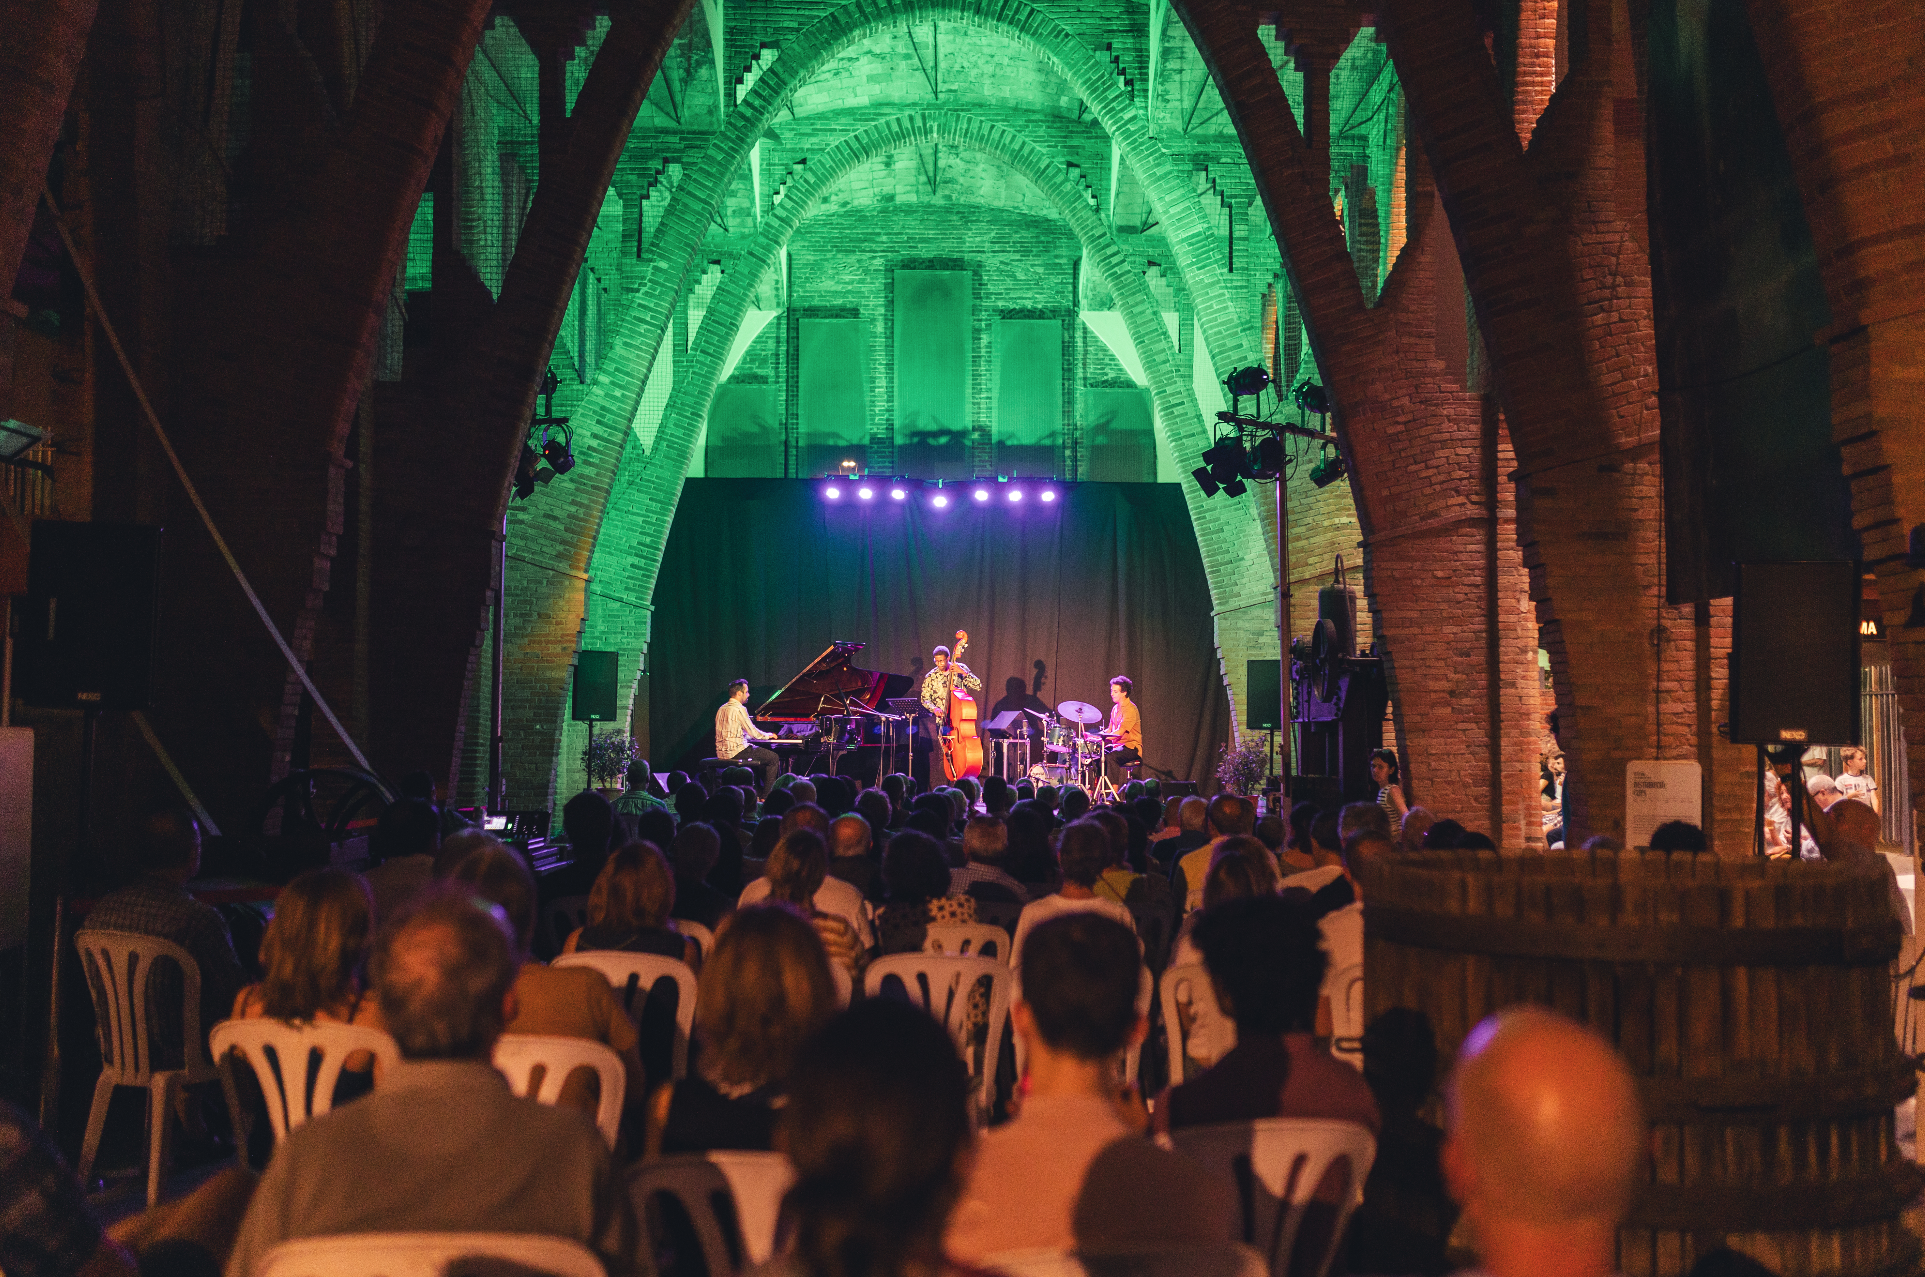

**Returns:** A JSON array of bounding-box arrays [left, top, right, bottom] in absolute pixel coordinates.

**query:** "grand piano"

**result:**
[[755, 641, 914, 778]]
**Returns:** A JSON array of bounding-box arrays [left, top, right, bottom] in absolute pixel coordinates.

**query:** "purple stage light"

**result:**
[[973, 488, 990, 502], [890, 487, 907, 500], [1039, 488, 1057, 502], [857, 486, 874, 500], [932, 493, 950, 508], [825, 485, 841, 499], [1007, 489, 1023, 502]]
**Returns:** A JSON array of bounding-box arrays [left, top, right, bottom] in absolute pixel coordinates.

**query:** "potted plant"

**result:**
[[582, 730, 638, 798], [1215, 735, 1269, 797]]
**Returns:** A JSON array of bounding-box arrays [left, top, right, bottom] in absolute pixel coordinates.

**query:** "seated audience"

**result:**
[[747, 1000, 975, 1277], [1004, 803, 1058, 889], [1443, 1008, 1644, 1277], [950, 815, 1027, 904], [231, 868, 384, 1085], [2, 1097, 142, 1277], [668, 822, 733, 930], [1087, 810, 1136, 904], [1169, 842, 1281, 1071], [1421, 817, 1467, 849], [1009, 820, 1136, 974], [1280, 800, 1319, 873], [1339, 799, 1393, 847], [613, 759, 671, 818], [875, 832, 979, 955], [556, 788, 618, 898], [1035, 785, 1060, 816], [448, 844, 646, 1108], [563, 842, 699, 968], [646, 906, 836, 1156], [1347, 1009, 1457, 1277], [946, 913, 1233, 1260], [1400, 805, 1436, 854], [748, 815, 783, 863], [225, 889, 622, 1277], [1158, 796, 1210, 872], [760, 830, 869, 979], [1318, 832, 1392, 1031], [88, 809, 245, 1070], [982, 775, 1014, 818], [362, 798, 440, 923], [1058, 786, 1092, 823], [430, 828, 506, 879], [1176, 795, 1257, 910], [1650, 819, 1707, 853], [1157, 892, 1378, 1137], [824, 813, 879, 898], [854, 787, 895, 850], [739, 819, 874, 950]]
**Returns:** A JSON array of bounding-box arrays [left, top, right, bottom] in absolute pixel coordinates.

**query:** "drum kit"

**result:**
[[1026, 698, 1114, 795]]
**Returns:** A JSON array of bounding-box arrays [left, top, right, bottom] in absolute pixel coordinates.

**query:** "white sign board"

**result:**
[[1626, 759, 1703, 848]]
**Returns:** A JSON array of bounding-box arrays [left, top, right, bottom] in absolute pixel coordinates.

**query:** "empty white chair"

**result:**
[[924, 921, 1011, 961], [675, 918, 715, 959], [630, 1151, 796, 1274], [257, 1232, 605, 1277], [1326, 963, 1364, 1070], [983, 1244, 1269, 1277], [1166, 1119, 1377, 1277], [211, 1019, 401, 1143], [865, 953, 1011, 1121], [75, 930, 241, 1205], [544, 895, 591, 956], [553, 951, 698, 1079], [493, 1034, 625, 1149], [1159, 962, 1236, 1083]]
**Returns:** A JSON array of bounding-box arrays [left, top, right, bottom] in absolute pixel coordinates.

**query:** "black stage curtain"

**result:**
[[651, 479, 1230, 786]]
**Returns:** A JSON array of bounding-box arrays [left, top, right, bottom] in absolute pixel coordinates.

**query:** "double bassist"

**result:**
[[919, 633, 983, 781]]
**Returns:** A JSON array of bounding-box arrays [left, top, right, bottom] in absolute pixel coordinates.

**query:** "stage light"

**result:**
[[1293, 382, 1330, 415], [539, 425, 574, 476], [1253, 435, 1286, 480], [973, 488, 990, 502], [513, 445, 539, 500], [1226, 366, 1271, 398], [890, 486, 907, 500], [1310, 446, 1347, 488], [932, 493, 950, 508], [825, 485, 842, 499], [1203, 438, 1251, 487], [857, 485, 875, 500], [1008, 489, 1023, 503], [1222, 476, 1248, 498], [1192, 465, 1220, 498], [1039, 488, 1056, 502]]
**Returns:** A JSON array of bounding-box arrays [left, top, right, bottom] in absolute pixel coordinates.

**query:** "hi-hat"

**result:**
[[1056, 699, 1103, 724]]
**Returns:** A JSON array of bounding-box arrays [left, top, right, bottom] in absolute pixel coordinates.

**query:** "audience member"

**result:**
[[1254, 814, 1285, 855], [1443, 1009, 1644, 1277], [1058, 786, 1092, 823], [1158, 796, 1210, 870], [739, 820, 874, 951], [947, 914, 1232, 1260], [1835, 746, 1879, 811], [823, 813, 878, 898], [668, 823, 733, 930], [363, 798, 440, 923], [1087, 809, 1136, 904], [1004, 803, 1058, 889], [88, 810, 245, 1070], [230, 868, 384, 1088], [1371, 748, 1409, 823], [1035, 785, 1060, 815], [1317, 832, 1391, 1030], [1421, 818, 1467, 850], [779, 801, 832, 839], [1009, 820, 1136, 973], [447, 845, 646, 1108], [749, 1000, 975, 1277], [563, 842, 699, 968], [854, 787, 894, 850], [1168, 842, 1281, 1071], [646, 906, 836, 1157], [1580, 834, 1624, 853], [1176, 794, 1257, 910], [1400, 805, 1436, 854], [2, 1098, 141, 1277], [558, 789, 618, 897], [1347, 1009, 1457, 1277], [880, 773, 911, 825], [1339, 799, 1393, 847], [1456, 830, 1498, 851], [1649, 820, 1707, 854], [761, 830, 869, 979], [789, 779, 819, 808], [612, 760, 671, 819], [430, 828, 507, 880], [225, 889, 622, 1277], [949, 816, 1028, 904], [1158, 893, 1378, 1138], [875, 832, 979, 955], [982, 775, 1014, 818], [673, 783, 708, 825], [1280, 800, 1319, 873]]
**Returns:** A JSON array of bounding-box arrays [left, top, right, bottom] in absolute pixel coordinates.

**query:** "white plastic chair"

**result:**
[[75, 930, 240, 1205], [629, 1151, 796, 1274], [544, 895, 592, 956], [1326, 963, 1364, 1070], [924, 922, 1011, 962], [984, 1245, 1269, 1277], [865, 953, 1011, 1121], [256, 1231, 605, 1277], [1166, 1119, 1377, 1277], [553, 951, 698, 1080], [493, 1034, 625, 1149], [1159, 962, 1237, 1082], [675, 919, 714, 959], [830, 959, 854, 1007], [210, 1019, 400, 1143]]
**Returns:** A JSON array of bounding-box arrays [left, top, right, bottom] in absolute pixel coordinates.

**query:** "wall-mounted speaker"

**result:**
[[1246, 659, 1282, 731], [16, 522, 162, 711], [572, 650, 620, 723], [1729, 561, 1859, 745]]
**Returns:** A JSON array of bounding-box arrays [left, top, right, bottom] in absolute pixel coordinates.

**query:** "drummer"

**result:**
[[1101, 676, 1142, 783]]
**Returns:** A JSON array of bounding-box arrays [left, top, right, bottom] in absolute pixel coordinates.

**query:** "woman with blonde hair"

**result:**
[[562, 841, 700, 969], [232, 868, 384, 1084], [645, 904, 837, 1155], [764, 828, 867, 978]]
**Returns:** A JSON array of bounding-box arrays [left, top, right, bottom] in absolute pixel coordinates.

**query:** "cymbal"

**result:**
[[1056, 699, 1103, 724]]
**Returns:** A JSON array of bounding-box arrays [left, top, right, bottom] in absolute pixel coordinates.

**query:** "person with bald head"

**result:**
[[1444, 1007, 1645, 1277], [225, 888, 622, 1277]]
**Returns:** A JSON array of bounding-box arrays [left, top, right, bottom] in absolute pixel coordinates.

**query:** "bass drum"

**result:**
[[1029, 762, 1071, 785]]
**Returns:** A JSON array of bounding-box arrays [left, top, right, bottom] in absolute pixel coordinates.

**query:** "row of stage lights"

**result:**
[[822, 479, 1058, 507]]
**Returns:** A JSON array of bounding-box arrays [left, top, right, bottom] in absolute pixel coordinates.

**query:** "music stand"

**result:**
[[984, 710, 1028, 780]]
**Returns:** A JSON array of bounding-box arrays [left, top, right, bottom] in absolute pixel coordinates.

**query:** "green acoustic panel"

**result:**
[[1083, 387, 1155, 483], [895, 269, 971, 477], [707, 383, 782, 477], [799, 318, 868, 477]]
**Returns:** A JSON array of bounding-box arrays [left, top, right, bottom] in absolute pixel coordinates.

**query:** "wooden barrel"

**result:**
[[1358, 847, 1920, 1277]]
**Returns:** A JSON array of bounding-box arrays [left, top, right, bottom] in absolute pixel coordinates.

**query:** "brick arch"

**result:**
[[501, 0, 1278, 804]]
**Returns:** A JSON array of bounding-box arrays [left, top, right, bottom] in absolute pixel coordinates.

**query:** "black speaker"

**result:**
[[572, 650, 620, 722], [1318, 583, 1357, 660], [17, 521, 162, 710], [1246, 659, 1282, 731], [1730, 561, 1860, 745]]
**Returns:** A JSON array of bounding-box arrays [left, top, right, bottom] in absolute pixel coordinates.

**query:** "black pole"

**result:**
[[489, 508, 507, 811]]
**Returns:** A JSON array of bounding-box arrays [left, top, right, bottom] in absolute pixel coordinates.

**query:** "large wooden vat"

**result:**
[[1358, 848, 1920, 1277]]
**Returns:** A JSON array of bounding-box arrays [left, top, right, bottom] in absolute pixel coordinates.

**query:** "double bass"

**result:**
[[940, 629, 984, 782]]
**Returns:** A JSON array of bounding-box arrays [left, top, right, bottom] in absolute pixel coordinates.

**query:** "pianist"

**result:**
[[716, 678, 781, 796]]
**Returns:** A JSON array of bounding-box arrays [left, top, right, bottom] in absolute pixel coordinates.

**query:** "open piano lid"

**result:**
[[756, 641, 912, 722]]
